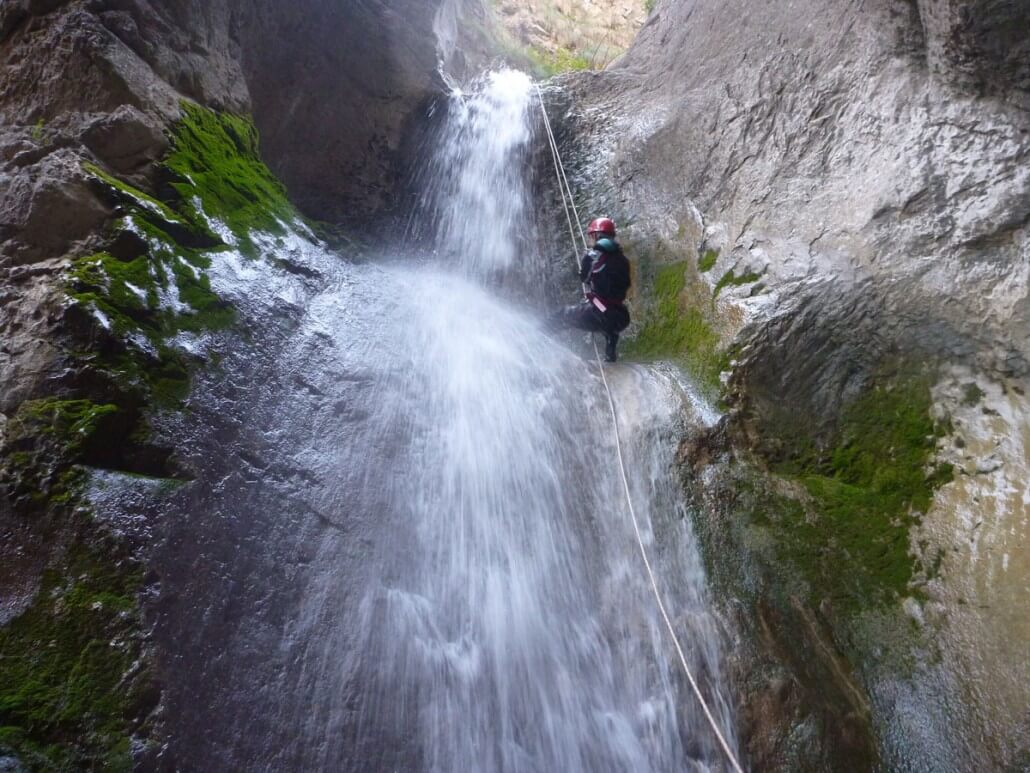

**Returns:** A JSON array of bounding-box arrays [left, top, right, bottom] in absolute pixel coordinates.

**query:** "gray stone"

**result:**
[[552, 1, 1029, 769], [559, 0, 1028, 408], [0, 148, 111, 265], [82, 104, 168, 174]]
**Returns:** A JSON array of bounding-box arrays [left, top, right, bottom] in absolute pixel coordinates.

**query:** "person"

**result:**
[[551, 217, 632, 362]]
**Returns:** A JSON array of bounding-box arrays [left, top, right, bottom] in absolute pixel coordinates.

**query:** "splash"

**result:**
[[411, 70, 537, 278]]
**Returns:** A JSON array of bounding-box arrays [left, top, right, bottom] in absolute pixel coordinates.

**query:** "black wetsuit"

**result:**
[[555, 240, 631, 361]]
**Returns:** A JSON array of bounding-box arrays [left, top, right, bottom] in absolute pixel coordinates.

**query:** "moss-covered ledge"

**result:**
[[621, 239, 739, 397]]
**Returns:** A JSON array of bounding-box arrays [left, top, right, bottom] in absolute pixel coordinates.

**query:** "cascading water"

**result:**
[[337, 70, 739, 771], [149, 69, 739, 772]]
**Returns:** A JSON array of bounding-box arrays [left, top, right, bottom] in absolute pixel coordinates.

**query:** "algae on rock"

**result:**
[[763, 368, 955, 614], [622, 256, 731, 396], [1, 101, 303, 770], [0, 543, 148, 772]]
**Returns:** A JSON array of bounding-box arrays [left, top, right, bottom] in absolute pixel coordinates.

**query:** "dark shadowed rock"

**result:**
[[236, 0, 448, 224]]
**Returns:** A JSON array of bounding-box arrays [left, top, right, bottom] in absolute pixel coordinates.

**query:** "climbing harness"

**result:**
[[535, 83, 746, 773]]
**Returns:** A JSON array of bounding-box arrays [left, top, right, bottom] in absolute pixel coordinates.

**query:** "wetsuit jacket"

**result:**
[[580, 240, 631, 309]]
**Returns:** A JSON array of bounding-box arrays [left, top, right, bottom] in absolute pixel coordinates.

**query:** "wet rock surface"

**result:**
[[0, 0, 471, 451], [563, 0, 1028, 392], [0, 0, 489, 766], [546, 0, 1028, 767]]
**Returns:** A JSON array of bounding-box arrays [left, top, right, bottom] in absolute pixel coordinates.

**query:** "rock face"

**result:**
[[236, 0, 449, 222], [0, 0, 483, 766], [0, 0, 460, 425], [549, 0, 1028, 768]]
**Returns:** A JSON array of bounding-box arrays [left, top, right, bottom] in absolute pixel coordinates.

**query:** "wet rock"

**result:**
[[0, 259, 67, 413], [0, 148, 111, 265], [561, 0, 1028, 396], [554, 0, 1028, 768], [105, 227, 149, 262], [236, 0, 450, 225], [81, 104, 168, 175], [0, 0, 498, 766]]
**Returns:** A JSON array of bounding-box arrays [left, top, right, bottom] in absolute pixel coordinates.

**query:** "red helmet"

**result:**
[[587, 217, 616, 237]]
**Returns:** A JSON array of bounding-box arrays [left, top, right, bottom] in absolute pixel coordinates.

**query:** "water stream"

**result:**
[[147, 69, 739, 771]]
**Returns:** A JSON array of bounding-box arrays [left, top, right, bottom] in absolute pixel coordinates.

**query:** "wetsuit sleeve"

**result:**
[[579, 252, 593, 283]]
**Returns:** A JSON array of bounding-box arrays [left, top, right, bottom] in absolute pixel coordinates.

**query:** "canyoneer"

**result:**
[[552, 217, 631, 362]]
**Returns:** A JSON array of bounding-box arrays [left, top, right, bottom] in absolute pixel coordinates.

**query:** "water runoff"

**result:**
[[272, 69, 740, 771]]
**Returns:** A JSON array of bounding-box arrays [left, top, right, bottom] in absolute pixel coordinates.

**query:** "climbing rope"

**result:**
[[535, 83, 745, 773]]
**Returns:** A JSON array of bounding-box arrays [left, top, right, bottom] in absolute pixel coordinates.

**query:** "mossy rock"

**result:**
[[764, 368, 954, 614], [622, 259, 729, 395], [0, 400, 122, 510], [698, 248, 719, 273], [0, 541, 148, 772], [75, 104, 296, 408], [0, 101, 303, 772], [163, 103, 296, 257], [713, 267, 763, 298]]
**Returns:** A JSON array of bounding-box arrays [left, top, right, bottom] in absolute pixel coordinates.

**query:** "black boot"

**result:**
[[604, 333, 618, 363]]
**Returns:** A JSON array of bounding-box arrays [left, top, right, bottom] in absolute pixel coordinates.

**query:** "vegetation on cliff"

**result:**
[[764, 369, 954, 612], [0, 543, 148, 772], [623, 238, 951, 614], [1, 400, 120, 509], [0, 103, 296, 770], [164, 103, 296, 257], [622, 257, 729, 395]]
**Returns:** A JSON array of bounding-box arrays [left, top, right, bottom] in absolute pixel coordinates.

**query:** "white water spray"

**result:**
[[139, 67, 740, 773], [413, 70, 537, 278], [336, 70, 741, 771]]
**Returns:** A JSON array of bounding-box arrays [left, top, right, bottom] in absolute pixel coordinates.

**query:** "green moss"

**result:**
[[19, 400, 120, 451], [698, 248, 719, 273], [767, 372, 954, 612], [79, 104, 291, 403], [2, 102, 298, 773], [1, 400, 123, 509], [31, 118, 46, 144], [713, 267, 762, 298], [622, 261, 728, 394], [83, 163, 187, 228], [165, 103, 296, 257], [525, 45, 593, 77], [66, 248, 230, 409], [0, 542, 144, 771]]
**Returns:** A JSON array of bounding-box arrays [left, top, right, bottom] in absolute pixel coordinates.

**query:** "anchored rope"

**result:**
[[535, 83, 745, 773]]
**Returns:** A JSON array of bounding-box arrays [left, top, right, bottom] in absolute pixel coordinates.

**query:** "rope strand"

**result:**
[[536, 82, 745, 773]]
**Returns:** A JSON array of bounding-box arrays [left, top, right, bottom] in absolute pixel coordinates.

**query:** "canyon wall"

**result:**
[[547, 0, 1027, 768], [0, 1, 472, 767]]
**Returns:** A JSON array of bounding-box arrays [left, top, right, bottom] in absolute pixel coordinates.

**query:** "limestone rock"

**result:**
[[81, 104, 168, 175], [0, 147, 111, 265], [555, 0, 1028, 768], [562, 0, 1028, 411]]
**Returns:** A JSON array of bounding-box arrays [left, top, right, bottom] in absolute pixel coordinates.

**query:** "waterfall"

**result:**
[[336, 70, 740, 771], [151, 69, 739, 772]]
